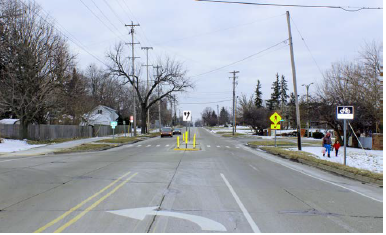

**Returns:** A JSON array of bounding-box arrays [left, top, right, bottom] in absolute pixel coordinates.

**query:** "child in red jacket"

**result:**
[[333, 140, 341, 157]]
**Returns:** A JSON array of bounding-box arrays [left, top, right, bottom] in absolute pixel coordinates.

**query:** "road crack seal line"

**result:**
[[145, 150, 185, 233]]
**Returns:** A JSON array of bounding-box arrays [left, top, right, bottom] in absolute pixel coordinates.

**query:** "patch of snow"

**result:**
[[288, 146, 383, 173], [0, 119, 19, 124], [0, 139, 46, 153]]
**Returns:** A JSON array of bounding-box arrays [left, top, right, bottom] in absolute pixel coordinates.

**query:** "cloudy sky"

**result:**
[[35, 0, 383, 121]]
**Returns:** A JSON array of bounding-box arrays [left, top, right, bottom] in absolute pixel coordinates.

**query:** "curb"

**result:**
[[250, 146, 383, 186]]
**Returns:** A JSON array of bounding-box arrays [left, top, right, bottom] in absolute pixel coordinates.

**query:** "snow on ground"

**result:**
[[289, 146, 383, 173], [0, 139, 46, 153]]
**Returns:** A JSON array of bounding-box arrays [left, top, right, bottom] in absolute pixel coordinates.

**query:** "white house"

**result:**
[[80, 105, 119, 126]]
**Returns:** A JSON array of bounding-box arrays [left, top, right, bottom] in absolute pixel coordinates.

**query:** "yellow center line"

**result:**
[[34, 170, 132, 233], [54, 172, 138, 233]]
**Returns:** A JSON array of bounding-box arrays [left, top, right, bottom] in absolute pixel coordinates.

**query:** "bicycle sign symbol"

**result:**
[[337, 106, 354, 120]]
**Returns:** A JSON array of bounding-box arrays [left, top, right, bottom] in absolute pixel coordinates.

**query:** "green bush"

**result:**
[[312, 132, 324, 139]]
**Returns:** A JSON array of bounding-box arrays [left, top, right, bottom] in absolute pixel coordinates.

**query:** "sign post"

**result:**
[[270, 112, 282, 147], [337, 106, 354, 165], [123, 121, 126, 137], [110, 121, 118, 139], [130, 116, 134, 137]]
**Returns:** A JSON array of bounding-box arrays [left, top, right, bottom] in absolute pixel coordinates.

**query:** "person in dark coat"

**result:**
[[322, 132, 332, 158]]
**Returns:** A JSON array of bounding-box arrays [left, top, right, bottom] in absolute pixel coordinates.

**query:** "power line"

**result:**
[[154, 13, 285, 45], [19, 0, 108, 67], [91, 0, 123, 34], [180, 99, 232, 104], [290, 16, 324, 77], [79, 0, 122, 39], [190, 39, 288, 81], [103, 0, 126, 25], [195, 0, 383, 12]]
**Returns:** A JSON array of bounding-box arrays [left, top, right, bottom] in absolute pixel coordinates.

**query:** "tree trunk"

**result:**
[[19, 118, 29, 140], [141, 103, 147, 134]]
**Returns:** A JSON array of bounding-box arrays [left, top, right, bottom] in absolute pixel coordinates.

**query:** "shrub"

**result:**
[[312, 132, 325, 139]]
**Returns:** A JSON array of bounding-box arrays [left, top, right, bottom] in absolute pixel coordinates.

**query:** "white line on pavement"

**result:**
[[166, 145, 170, 147], [137, 145, 142, 147], [220, 173, 261, 233], [216, 146, 220, 148], [236, 147, 240, 149], [249, 164, 259, 171], [146, 145, 151, 147], [241, 145, 382, 203], [207, 145, 211, 148], [156, 145, 160, 147], [226, 146, 230, 148]]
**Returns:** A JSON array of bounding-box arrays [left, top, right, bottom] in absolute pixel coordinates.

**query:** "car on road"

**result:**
[[173, 128, 182, 135], [160, 127, 173, 137]]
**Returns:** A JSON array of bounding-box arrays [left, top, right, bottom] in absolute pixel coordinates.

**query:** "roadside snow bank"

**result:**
[[0, 139, 46, 153], [289, 146, 383, 173]]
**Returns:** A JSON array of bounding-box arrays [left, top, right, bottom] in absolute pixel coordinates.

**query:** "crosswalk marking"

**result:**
[[156, 145, 160, 147], [166, 145, 170, 147], [146, 145, 151, 147], [137, 145, 142, 147], [207, 145, 211, 148], [217, 146, 220, 148], [236, 147, 240, 149], [226, 146, 230, 148]]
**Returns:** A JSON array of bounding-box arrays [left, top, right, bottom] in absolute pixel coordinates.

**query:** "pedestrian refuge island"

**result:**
[[174, 131, 200, 151]]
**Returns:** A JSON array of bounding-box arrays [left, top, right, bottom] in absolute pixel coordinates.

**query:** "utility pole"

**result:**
[[302, 83, 313, 138], [230, 71, 239, 136], [286, 11, 301, 150], [154, 65, 162, 132], [174, 95, 177, 126], [217, 105, 219, 126], [125, 21, 140, 136], [141, 46, 153, 133]]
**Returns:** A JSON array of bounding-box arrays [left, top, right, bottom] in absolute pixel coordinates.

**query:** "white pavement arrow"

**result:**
[[107, 206, 227, 232]]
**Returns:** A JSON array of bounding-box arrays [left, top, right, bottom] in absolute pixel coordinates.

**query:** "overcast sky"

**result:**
[[35, 0, 383, 121]]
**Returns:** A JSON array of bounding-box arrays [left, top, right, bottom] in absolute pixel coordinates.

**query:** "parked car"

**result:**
[[160, 127, 173, 137], [173, 128, 182, 135]]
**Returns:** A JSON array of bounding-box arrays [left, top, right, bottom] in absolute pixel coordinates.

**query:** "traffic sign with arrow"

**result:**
[[183, 110, 192, 122]]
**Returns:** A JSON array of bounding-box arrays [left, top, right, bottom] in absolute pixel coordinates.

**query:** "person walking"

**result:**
[[322, 132, 332, 158], [333, 140, 341, 157]]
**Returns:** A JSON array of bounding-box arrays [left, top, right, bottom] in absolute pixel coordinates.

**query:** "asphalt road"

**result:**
[[0, 127, 382, 232]]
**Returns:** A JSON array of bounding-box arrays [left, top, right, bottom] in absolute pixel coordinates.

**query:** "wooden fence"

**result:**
[[0, 124, 128, 140]]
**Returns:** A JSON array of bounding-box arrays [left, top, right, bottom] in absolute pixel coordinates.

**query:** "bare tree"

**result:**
[[316, 41, 383, 142], [107, 42, 193, 134], [0, 0, 74, 138]]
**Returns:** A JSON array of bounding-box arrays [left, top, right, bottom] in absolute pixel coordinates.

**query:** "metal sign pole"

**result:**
[[275, 130, 277, 147], [113, 128, 115, 139], [344, 119, 347, 165]]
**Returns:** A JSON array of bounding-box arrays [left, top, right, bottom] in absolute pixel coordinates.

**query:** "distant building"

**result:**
[[0, 119, 20, 125], [80, 105, 118, 126]]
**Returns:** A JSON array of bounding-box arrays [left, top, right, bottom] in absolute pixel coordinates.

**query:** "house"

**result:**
[[0, 119, 20, 125], [80, 105, 118, 126]]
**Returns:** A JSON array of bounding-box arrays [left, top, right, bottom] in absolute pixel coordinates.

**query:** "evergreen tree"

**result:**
[[254, 80, 263, 108], [267, 73, 281, 110], [280, 75, 289, 108], [219, 107, 230, 125]]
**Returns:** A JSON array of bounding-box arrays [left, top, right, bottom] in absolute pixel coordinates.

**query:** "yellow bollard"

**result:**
[[193, 134, 196, 148], [182, 132, 185, 142], [185, 131, 188, 144], [177, 136, 180, 148]]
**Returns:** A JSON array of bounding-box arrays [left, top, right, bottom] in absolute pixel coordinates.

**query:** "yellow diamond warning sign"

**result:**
[[270, 112, 282, 125], [271, 124, 281, 130]]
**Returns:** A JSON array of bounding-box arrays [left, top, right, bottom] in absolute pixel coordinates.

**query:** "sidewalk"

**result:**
[[0, 136, 117, 157]]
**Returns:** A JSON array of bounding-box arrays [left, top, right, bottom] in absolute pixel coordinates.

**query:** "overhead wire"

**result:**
[[190, 39, 289, 82], [195, 0, 383, 12], [19, 0, 109, 67], [179, 99, 233, 104], [290, 15, 324, 77]]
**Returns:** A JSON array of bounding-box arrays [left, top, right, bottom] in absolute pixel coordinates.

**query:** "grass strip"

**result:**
[[27, 138, 87, 145], [259, 146, 383, 183], [95, 137, 138, 144], [222, 133, 246, 137], [56, 143, 113, 154], [248, 141, 297, 146]]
